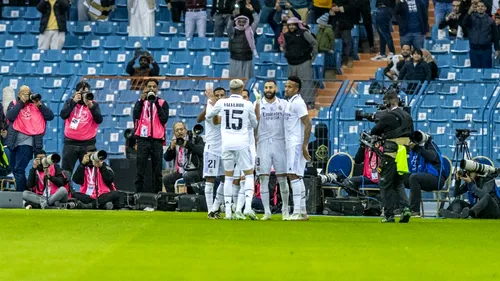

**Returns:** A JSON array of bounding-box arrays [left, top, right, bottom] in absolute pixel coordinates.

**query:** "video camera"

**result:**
[[41, 153, 61, 168], [459, 159, 500, 177], [456, 129, 476, 143], [355, 100, 411, 122], [176, 124, 204, 146], [360, 132, 384, 149], [411, 130, 430, 145]]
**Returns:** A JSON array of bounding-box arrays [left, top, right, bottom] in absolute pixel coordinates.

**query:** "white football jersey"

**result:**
[[203, 104, 222, 156], [284, 94, 308, 148], [257, 97, 287, 143], [206, 94, 258, 151]]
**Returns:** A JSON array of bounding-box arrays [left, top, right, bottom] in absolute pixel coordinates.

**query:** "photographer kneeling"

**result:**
[[441, 160, 500, 219], [343, 138, 382, 196], [405, 131, 447, 216], [163, 122, 205, 194], [24, 150, 71, 209], [370, 90, 413, 223], [72, 150, 120, 209]]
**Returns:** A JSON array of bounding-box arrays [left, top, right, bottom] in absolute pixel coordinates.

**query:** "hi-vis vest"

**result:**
[[12, 100, 46, 135], [134, 99, 166, 140]]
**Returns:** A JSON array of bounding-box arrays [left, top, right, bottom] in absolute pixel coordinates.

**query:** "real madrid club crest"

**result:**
[[278, 105, 282, 111]]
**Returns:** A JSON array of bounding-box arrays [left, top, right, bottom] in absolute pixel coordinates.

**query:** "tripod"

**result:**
[[451, 137, 472, 176]]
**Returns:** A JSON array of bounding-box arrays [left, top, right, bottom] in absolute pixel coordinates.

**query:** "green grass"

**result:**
[[1, 210, 500, 281]]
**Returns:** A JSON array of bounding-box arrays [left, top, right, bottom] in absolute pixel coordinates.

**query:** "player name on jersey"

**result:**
[[224, 102, 244, 108]]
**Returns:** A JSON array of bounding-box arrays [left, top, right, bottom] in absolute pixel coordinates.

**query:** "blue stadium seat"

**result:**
[[255, 52, 279, 66], [451, 39, 470, 54], [107, 50, 129, 63], [124, 37, 148, 50], [65, 50, 85, 62], [62, 36, 80, 49], [115, 22, 128, 36], [113, 104, 133, 117], [101, 63, 125, 76], [1, 49, 20, 62], [72, 22, 94, 36], [103, 36, 124, 49], [194, 51, 214, 66], [427, 39, 451, 54], [0, 21, 7, 34], [17, 34, 36, 49], [482, 69, 500, 81], [188, 37, 209, 51], [213, 64, 229, 78], [116, 0, 127, 8], [23, 7, 41, 20], [212, 52, 230, 65], [171, 51, 194, 65], [2, 7, 24, 20], [55, 63, 77, 76], [157, 22, 179, 37], [452, 54, 470, 68], [43, 50, 63, 63], [109, 7, 128, 22], [81, 36, 103, 49], [210, 38, 229, 51], [13, 62, 35, 76], [94, 21, 115, 36], [436, 54, 452, 68], [180, 104, 204, 118], [188, 66, 213, 77], [165, 65, 187, 77], [152, 50, 170, 64], [0, 62, 13, 74], [255, 65, 277, 80], [430, 25, 448, 40], [78, 63, 102, 75], [85, 50, 105, 63], [118, 90, 139, 103], [43, 77, 66, 89], [256, 37, 274, 52], [163, 90, 183, 104], [29, 22, 40, 34], [438, 68, 458, 81], [34, 63, 57, 76], [147, 37, 168, 50], [457, 68, 482, 82], [7, 21, 27, 34], [172, 80, 194, 91], [168, 37, 189, 51]]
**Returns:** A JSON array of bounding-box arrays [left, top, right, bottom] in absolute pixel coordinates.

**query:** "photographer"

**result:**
[[24, 150, 70, 209], [72, 150, 120, 210], [133, 79, 169, 193], [370, 89, 413, 223], [6, 85, 54, 192], [441, 165, 500, 219], [60, 82, 103, 176], [163, 122, 205, 194], [126, 52, 160, 77], [343, 141, 382, 196], [405, 131, 447, 216]]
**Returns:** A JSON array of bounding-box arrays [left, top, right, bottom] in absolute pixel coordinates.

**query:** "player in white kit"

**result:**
[[231, 89, 257, 219], [284, 76, 312, 221], [196, 87, 227, 219], [205, 79, 258, 220], [255, 80, 290, 220]]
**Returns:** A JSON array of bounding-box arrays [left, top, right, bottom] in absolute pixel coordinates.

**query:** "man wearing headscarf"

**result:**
[[128, 0, 156, 37], [228, 4, 259, 79], [126, 52, 160, 77]]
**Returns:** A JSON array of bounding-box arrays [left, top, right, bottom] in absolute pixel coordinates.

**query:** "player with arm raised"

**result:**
[[197, 87, 227, 219], [284, 76, 312, 221], [205, 79, 258, 220], [255, 80, 291, 220]]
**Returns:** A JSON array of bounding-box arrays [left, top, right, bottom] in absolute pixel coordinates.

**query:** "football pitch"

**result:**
[[1, 210, 499, 281]]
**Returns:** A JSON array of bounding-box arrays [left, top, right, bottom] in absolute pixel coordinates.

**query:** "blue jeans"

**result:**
[[400, 32, 425, 50], [376, 7, 395, 55], [434, 2, 452, 28], [470, 48, 493, 68], [9, 145, 33, 192]]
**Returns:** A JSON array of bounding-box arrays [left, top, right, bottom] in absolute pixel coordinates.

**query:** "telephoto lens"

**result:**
[[29, 92, 42, 102], [176, 137, 185, 146], [85, 92, 94, 100], [90, 150, 108, 162], [41, 153, 61, 168], [147, 91, 156, 101]]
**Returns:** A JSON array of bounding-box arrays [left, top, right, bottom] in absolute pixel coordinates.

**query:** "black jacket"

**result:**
[[463, 12, 499, 50], [375, 0, 395, 8], [210, 0, 236, 16], [438, 14, 465, 38], [6, 100, 55, 154], [132, 98, 169, 140], [37, 0, 69, 33], [72, 162, 115, 188], [398, 60, 431, 82], [164, 135, 205, 172], [26, 164, 66, 191], [330, 0, 355, 31], [394, 0, 428, 36], [60, 99, 103, 145], [428, 61, 438, 80], [370, 108, 414, 139]]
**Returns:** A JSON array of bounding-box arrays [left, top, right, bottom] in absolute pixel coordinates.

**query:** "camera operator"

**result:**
[[6, 85, 54, 192], [441, 167, 500, 219], [163, 122, 205, 194], [60, 82, 103, 176], [343, 141, 382, 196], [133, 78, 169, 193], [370, 89, 413, 223], [404, 131, 447, 217], [72, 149, 120, 210], [24, 150, 70, 209]]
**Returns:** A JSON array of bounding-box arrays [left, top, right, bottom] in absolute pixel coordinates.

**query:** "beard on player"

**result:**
[[264, 89, 276, 100]]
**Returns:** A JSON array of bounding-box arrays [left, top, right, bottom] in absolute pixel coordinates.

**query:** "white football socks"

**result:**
[[299, 179, 307, 214], [291, 179, 301, 215], [223, 177, 234, 218], [244, 175, 255, 212], [211, 182, 224, 212], [260, 175, 271, 215], [278, 176, 290, 214], [232, 184, 240, 205], [204, 182, 214, 213], [236, 180, 246, 212]]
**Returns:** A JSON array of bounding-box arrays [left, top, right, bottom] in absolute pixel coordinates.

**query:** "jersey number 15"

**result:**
[[224, 109, 243, 130]]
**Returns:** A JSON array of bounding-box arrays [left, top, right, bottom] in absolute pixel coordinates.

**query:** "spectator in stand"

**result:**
[[494, 12, 500, 67], [126, 52, 160, 77], [313, 0, 332, 21], [422, 49, 438, 80], [316, 13, 335, 54], [354, 0, 375, 53], [435, 0, 454, 28], [166, 0, 186, 23], [398, 49, 431, 82], [228, 7, 259, 78], [372, 0, 396, 61], [394, 0, 428, 50], [78, 0, 90, 21], [289, 0, 309, 22], [463, 0, 499, 68], [260, 0, 278, 24], [37, 0, 69, 50], [83, 0, 115, 21], [269, 3, 301, 50], [384, 44, 412, 80], [283, 17, 318, 82], [329, 0, 354, 68], [211, 0, 235, 37], [439, 0, 465, 38], [185, 0, 207, 38], [128, 0, 156, 37], [237, 0, 261, 24]]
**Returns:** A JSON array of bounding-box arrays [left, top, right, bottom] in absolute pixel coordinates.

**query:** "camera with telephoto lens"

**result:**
[[359, 132, 384, 149], [460, 159, 500, 176], [90, 150, 107, 162], [82, 91, 94, 101], [41, 153, 61, 168], [176, 124, 204, 146], [355, 100, 410, 122], [27, 92, 42, 103], [411, 130, 430, 145], [147, 91, 157, 101], [319, 172, 347, 185]]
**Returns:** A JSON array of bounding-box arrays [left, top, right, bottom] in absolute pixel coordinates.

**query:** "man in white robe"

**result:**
[[128, 0, 156, 37]]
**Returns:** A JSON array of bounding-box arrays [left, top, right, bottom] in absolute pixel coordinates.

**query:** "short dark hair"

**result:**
[[287, 76, 302, 90], [242, 89, 250, 94], [213, 87, 226, 93], [144, 78, 159, 86], [383, 89, 399, 101], [35, 150, 46, 156], [76, 82, 90, 92], [412, 49, 423, 56], [265, 80, 277, 85]]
